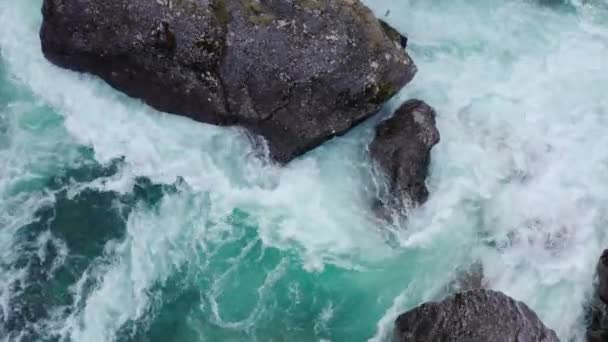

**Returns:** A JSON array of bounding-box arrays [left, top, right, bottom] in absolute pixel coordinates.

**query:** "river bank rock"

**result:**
[[587, 300, 608, 342], [370, 100, 439, 210], [394, 289, 560, 342], [40, 0, 416, 163], [597, 249, 608, 303], [586, 249, 608, 341]]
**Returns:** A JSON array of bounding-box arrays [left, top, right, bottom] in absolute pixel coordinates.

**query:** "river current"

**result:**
[[1, 0, 608, 341]]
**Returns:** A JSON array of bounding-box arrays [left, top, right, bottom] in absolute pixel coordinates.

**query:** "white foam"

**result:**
[[0, 3, 395, 337], [2, 0, 608, 340], [0, 39, 84, 339], [367, 0, 608, 339]]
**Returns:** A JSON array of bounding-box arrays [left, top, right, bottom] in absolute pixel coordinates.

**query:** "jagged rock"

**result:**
[[40, 0, 416, 163], [394, 289, 560, 342], [370, 99, 440, 210]]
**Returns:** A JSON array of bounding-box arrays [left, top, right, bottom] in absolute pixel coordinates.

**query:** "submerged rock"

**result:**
[[40, 0, 416, 163], [370, 100, 439, 210], [394, 289, 560, 342], [446, 261, 486, 293]]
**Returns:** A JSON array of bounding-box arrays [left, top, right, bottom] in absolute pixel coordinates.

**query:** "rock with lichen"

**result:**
[[40, 0, 416, 163]]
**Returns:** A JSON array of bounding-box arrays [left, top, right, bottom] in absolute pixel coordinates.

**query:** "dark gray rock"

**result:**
[[586, 299, 608, 342], [379, 20, 408, 49], [597, 249, 608, 304], [370, 100, 440, 209], [40, 0, 416, 163], [394, 289, 560, 342], [586, 249, 608, 342]]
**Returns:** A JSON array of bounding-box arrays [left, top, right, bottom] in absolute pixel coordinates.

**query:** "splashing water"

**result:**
[[1, 0, 608, 341]]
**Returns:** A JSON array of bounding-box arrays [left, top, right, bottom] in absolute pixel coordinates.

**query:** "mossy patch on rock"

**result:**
[[379, 20, 401, 43], [194, 39, 220, 54], [373, 81, 396, 104], [240, 0, 263, 14], [249, 13, 275, 25], [297, 0, 326, 12], [365, 80, 396, 105], [240, 0, 275, 25], [210, 0, 230, 27]]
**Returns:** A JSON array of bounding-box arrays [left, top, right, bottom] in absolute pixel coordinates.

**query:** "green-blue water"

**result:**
[[2, 0, 608, 341]]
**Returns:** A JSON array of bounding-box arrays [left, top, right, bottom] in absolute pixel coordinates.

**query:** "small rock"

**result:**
[[370, 100, 440, 211]]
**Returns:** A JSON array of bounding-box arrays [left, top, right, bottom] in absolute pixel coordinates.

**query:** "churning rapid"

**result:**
[[1, 0, 608, 341]]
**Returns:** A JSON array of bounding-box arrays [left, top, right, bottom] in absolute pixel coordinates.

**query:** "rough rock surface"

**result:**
[[394, 289, 560, 342], [40, 0, 416, 163], [370, 99, 440, 208], [587, 249, 608, 342], [597, 249, 608, 303], [587, 299, 608, 342]]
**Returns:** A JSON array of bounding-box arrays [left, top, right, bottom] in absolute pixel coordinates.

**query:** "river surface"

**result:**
[[1, 0, 608, 341]]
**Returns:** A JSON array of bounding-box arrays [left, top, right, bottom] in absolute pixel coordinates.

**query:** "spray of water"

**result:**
[[1, 0, 608, 340]]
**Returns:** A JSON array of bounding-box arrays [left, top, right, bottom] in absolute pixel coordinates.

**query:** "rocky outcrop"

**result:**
[[587, 249, 608, 342], [394, 289, 560, 342], [370, 100, 439, 209], [597, 250, 608, 303], [40, 0, 416, 163], [587, 301, 608, 342]]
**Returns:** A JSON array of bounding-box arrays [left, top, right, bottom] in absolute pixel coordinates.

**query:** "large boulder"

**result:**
[[370, 99, 439, 209], [40, 0, 416, 163], [394, 289, 560, 342]]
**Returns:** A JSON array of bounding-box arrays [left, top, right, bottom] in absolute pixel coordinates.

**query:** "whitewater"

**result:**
[[1, 0, 608, 341]]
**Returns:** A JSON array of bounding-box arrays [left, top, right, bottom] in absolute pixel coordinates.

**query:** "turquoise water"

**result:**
[[2, 0, 608, 341]]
